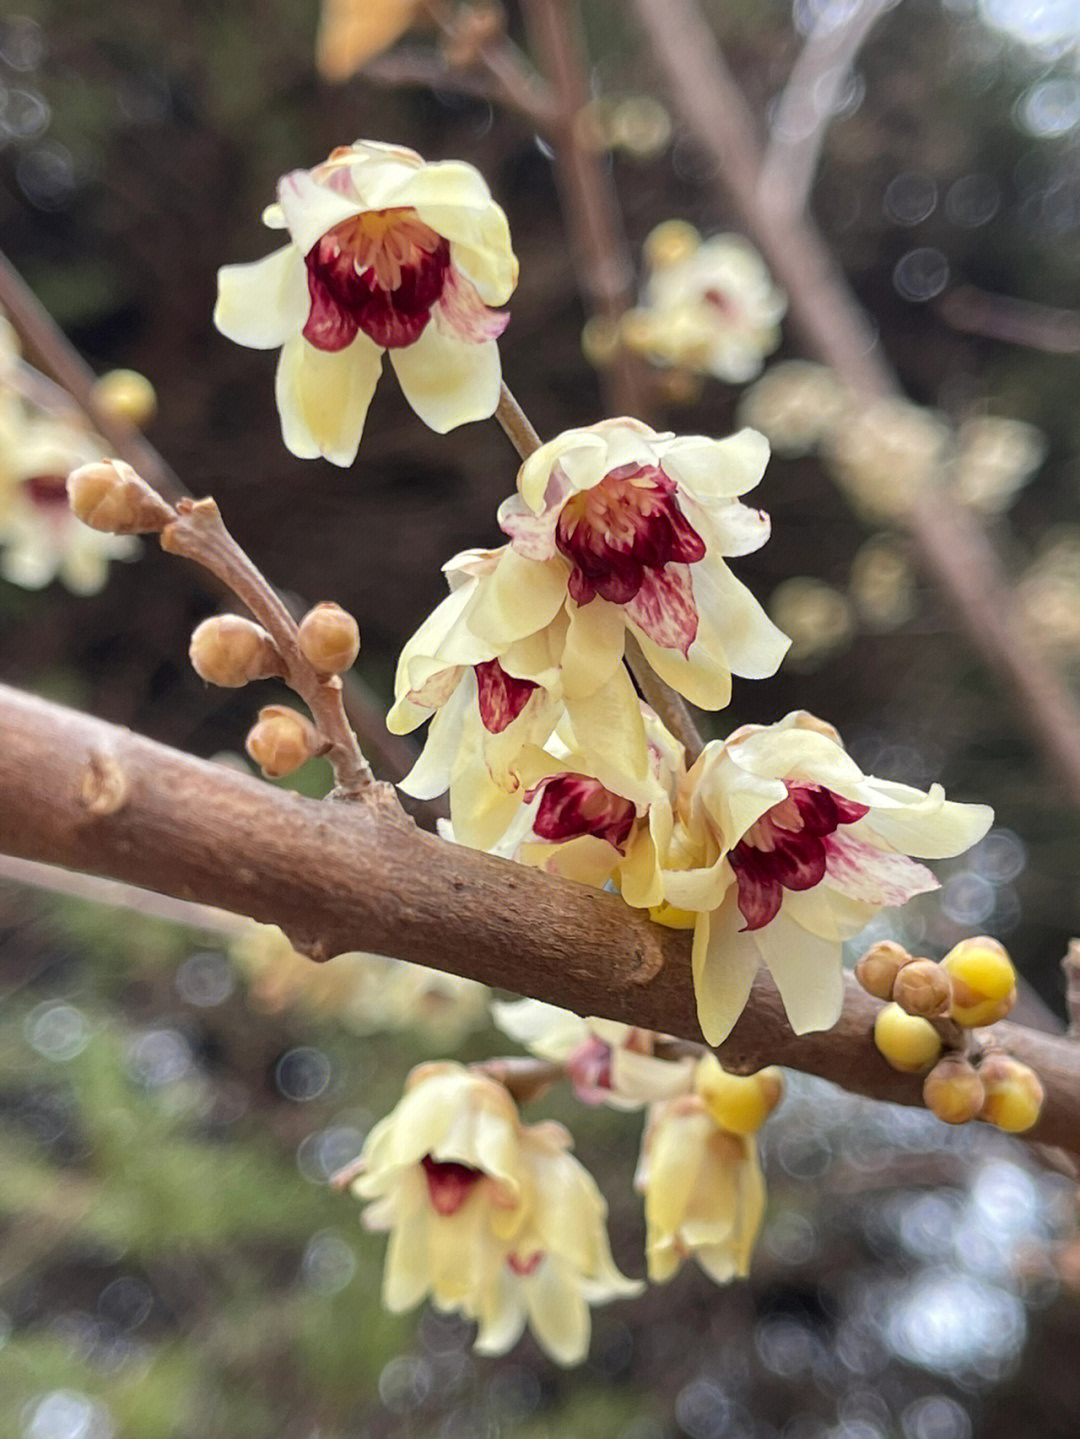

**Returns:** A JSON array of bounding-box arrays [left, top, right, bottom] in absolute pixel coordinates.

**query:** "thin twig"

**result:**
[[625, 634, 704, 764], [937, 284, 1080, 356], [418, 0, 558, 125], [1063, 940, 1080, 1041], [495, 381, 542, 458], [160, 498, 377, 796], [365, 46, 556, 124]]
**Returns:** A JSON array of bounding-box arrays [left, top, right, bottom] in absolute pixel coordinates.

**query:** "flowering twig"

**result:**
[[624, 634, 704, 764], [630, 0, 1080, 811], [158, 497, 377, 797], [2, 682, 1079, 1155]]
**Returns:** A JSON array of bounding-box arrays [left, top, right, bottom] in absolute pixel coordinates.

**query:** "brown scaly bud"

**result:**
[[855, 939, 913, 1000], [297, 601, 361, 675], [923, 1053, 985, 1125], [245, 705, 325, 778], [67, 459, 174, 534], [978, 1053, 1044, 1133], [893, 958, 952, 1019], [190, 615, 283, 688]]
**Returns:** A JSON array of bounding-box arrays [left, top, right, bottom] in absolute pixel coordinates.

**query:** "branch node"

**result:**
[[79, 750, 130, 816]]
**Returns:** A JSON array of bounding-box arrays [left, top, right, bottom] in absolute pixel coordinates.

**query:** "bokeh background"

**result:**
[[2, 1, 1080, 1436]]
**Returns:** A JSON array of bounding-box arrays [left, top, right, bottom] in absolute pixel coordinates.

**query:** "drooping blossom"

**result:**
[[952, 416, 1045, 515], [215, 141, 517, 465], [635, 1055, 771, 1285], [736, 360, 846, 458], [821, 397, 950, 523], [655, 711, 993, 1045], [352, 1063, 640, 1366], [494, 418, 789, 711], [0, 401, 139, 593], [624, 223, 785, 384], [491, 999, 695, 1110]]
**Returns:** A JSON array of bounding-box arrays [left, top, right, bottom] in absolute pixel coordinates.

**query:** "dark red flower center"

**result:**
[[554, 462, 706, 607], [507, 1251, 544, 1277], [526, 773, 637, 852], [303, 207, 451, 352], [421, 1154, 484, 1216], [729, 783, 869, 931], [474, 659, 539, 734], [24, 474, 70, 510], [702, 287, 739, 320]]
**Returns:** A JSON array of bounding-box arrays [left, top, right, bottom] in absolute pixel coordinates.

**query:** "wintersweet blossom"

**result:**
[[496, 418, 789, 710], [625, 224, 785, 383], [352, 1063, 640, 1366], [215, 141, 517, 465], [635, 1057, 769, 1284], [657, 711, 993, 1045], [491, 999, 694, 1110]]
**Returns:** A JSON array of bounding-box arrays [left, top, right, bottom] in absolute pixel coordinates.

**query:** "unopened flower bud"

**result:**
[[245, 705, 324, 778], [643, 219, 700, 269], [942, 936, 1017, 1027], [978, 1053, 1044, 1133], [856, 940, 913, 1000], [67, 459, 174, 534], [873, 1003, 943, 1073], [91, 368, 158, 428], [893, 958, 952, 1019], [190, 615, 282, 688], [695, 1054, 783, 1135], [923, 1053, 985, 1124], [297, 601, 360, 674]]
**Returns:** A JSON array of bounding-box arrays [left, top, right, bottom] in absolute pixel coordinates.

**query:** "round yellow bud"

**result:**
[[873, 1003, 943, 1073], [297, 602, 360, 675], [695, 1054, 783, 1135], [245, 705, 323, 778], [941, 937, 1017, 1027], [978, 1053, 1044, 1133], [923, 1053, 985, 1125], [67, 459, 173, 535], [190, 615, 282, 688], [893, 958, 952, 1019], [643, 219, 700, 270], [91, 369, 158, 428], [581, 315, 622, 368], [855, 939, 913, 1000]]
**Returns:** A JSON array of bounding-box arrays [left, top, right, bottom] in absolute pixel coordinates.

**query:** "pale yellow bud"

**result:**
[[893, 958, 952, 1019], [297, 601, 361, 674], [90, 369, 158, 428], [695, 1053, 783, 1135], [923, 1053, 985, 1124], [855, 940, 913, 1000], [581, 315, 623, 368], [190, 615, 282, 688], [644, 220, 700, 270], [978, 1053, 1044, 1133], [67, 459, 174, 535], [873, 1003, 942, 1073], [942, 936, 1017, 1027], [245, 705, 324, 778]]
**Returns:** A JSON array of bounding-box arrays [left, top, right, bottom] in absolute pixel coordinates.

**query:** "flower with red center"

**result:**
[[492, 419, 789, 711], [215, 141, 517, 465], [353, 1062, 640, 1367], [528, 773, 638, 853], [652, 711, 993, 1044], [624, 226, 785, 383]]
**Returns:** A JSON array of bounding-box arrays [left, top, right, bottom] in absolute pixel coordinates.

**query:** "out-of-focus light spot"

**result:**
[[901, 1394, 972, 1439], [301, 1230, 357, 1295], [296, 1123, 364, 1183], [674, 1377, 732, 1439], [885, 1270, 1026, 1373], [893, 247, 950, 301], [26, 1003, 89, 1062], [378, 1355, 433, 1414], [97, 1277, 153, 1333], [940, 871, 996, 926], [23, 1391, 115, 1439], [756, 1318, 824, 1378], [0, 86, 48, 139], [16, 142, 75, 209], [175, 951, 235, 1007], [898, 1192, 963, 1262], [483, 1366, 542, 1423], [970, 1159, 1040, 1237], [970, 829, 1026, 884], [884, 173, 938, 226], [1020, 77, 1080, 136], [0, 16, 44, 70], [762, 1211, 821, 1265], [946, 173, 1001, 227], [125, 1029, 192, 1089], [981, 0, 1080, 49], [276, 1047, 331, 1102], [793, 0, 877, 39]]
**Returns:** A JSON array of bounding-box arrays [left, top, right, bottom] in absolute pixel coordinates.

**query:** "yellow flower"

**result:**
[[215, 141, 517, 465]]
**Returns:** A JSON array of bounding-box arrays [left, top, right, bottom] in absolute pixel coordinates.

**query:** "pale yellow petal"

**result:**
[[389, 325, 501, 432], [214, 245, 307, 350], [274, 333, 383, 466]]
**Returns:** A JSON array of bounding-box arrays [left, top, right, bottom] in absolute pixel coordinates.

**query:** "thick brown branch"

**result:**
[[0, 682, 1077, 1156]]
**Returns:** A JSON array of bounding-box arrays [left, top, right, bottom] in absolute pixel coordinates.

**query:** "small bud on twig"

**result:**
[[873, 1002, 943, 1073], [297, 602, 361, 675], [90, 369, 158, 428], [893, 958, 952, 1019], [68, 459, 174, 535], [190, 616, 284, 688], [978, 1052, 1044, 1133], [245, 705, 325, 778], [855, 939, 913, 1000], [924, 1053, 985, 1124], [942, 936, 1017, 1028]]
